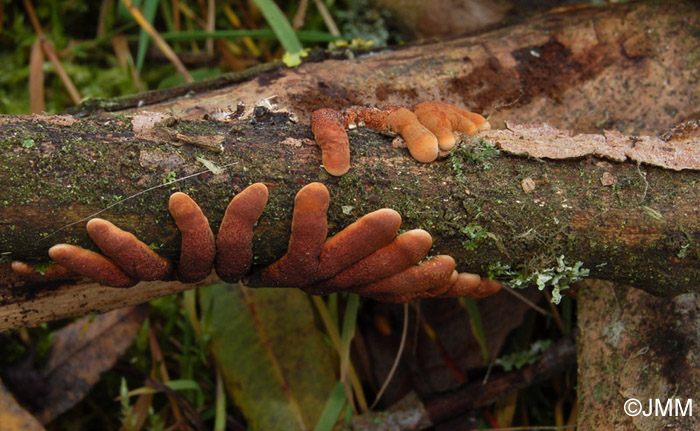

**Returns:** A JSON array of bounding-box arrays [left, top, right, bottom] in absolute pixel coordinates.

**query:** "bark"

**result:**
[[1, 1, 699, 331], [577, 280, 700, 431], [81, 1, 699, 136]]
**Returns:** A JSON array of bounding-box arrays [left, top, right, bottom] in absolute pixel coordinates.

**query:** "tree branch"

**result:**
[[1, 0, 699, 331]]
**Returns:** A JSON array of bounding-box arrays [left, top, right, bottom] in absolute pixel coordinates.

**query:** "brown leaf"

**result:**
[[0, 378, 46, 431], [363, 288, 543, 404], [34, 305, 148, 424]]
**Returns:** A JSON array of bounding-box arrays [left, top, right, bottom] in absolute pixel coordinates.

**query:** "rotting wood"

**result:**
[[0, 107, 699, 332], [1, 1, 699, 332], [85, 1, 700, 139]]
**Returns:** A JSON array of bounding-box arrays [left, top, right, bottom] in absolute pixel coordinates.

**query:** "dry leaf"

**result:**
[[34, 305, 148, 424], [0, 379, 46, 431]]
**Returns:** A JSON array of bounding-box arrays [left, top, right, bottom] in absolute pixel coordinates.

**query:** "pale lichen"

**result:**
[[489, 255, 590, 304]]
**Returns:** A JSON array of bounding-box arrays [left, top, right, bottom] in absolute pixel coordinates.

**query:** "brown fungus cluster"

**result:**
[[14, 102, 499, 303], [311, 101, 490, 176], [20, 182, 500, 303]]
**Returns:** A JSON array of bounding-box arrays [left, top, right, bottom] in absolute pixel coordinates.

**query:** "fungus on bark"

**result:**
[[310, 101, 490, 176], [17, 181, 501, 302], [215, 182, 269, 282], [11, 261, 74, 283], [169, 192, 216, 283], [48, 244, 138, 288], [248, 182, 330, 287], [304, 229, 433, 295], [311, 109, 351, 176], [356, 255, 457, 302]]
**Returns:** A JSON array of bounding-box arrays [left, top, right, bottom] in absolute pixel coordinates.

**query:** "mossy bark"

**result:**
[[1, 111, 699, 298], [1, 0, 699, 333]]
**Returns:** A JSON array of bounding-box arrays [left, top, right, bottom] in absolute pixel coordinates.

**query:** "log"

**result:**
[[0, 108, 698, 329], [1, 0, 699, 331]]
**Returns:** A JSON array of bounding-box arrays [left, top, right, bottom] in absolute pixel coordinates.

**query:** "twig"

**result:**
[[313, 0, 340, 36], [426, 335, 576, 423], [22, 0, 82, 104], [120, 0, 194, 83], [370, 302, 409, 410]]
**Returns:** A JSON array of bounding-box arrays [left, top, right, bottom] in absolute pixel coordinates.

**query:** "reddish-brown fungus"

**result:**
[[316, 208, 402, 280], [413, 101, 489, 151], [386, 108, 439, 162], [215, 183, 269, 282], [341, 106, 395, 130], [441, 274, 502, 298], [305, 229, 433, 295], [311, 109, 351, 176], [48, 244, 137, 288], [11, 261, 74, 282], [248, 182, 330, 287], [169, 192, 216, 283], [355, 255, 456, 298], [86, 218, 172, 281]]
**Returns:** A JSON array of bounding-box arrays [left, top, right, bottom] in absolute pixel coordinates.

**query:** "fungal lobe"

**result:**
[[169, 192, 216, 283], [413, 101, 489, 151], [386, 108, 439, 163], [442, 275, 502, 299], [11, 261, 74, 283], [250, 182, 330, 287], [86, 218, 172, 281], [305, 229, 433, 295], [311, 108, 351, 176], [215, 183, 269, 282], [316, 208, 402, 280], [355, 254, 456, 300], [48, 244, 137, 288]]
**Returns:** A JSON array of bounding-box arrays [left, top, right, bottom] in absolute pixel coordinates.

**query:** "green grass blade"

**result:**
[[214, 369, 226, 431], [340, 294, 359, 359], [252, 0, 305, 66], [339, 293, 359, 409], [314, 381, 347, 431], [156, 29, 341, 43], [135, 0, 160, 72]]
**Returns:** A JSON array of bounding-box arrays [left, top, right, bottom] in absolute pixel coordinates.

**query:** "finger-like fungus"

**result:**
[[310, 101, 489, 176], [441, 273, 502, 299], [316, 208, 402, 280], [48, 244, 137, 288], [355, 255, 456, 300], [215, 183, 269, 282], [249, 182, 330, 287], [86, 218, 172, 281], [11, 261, 74, 282], [413, 101, 490, 151], [305, 229, 433, 295], [311, 109, 351, 176], [386, 108, 439, 163], [169, 192, 216, 283]]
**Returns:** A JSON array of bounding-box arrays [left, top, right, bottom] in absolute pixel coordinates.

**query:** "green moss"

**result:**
[[448, 138, 500, 183], [460, 223, 488, 251]]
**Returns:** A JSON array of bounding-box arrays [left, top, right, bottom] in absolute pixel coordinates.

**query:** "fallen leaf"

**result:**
[[34, 305, 148, 423], [487, 122, 700, 171], [200, 283, 336, 431], [0, 378, 46, 431]]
